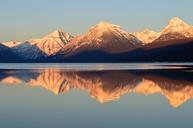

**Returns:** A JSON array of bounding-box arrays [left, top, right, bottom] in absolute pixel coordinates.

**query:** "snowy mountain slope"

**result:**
[[12, 30, 73, 60], [133, 29, 160, 44], [2, 41, 23, 48], [60, 21, 142, 57], [154, 17, 193, 43], [12, 41, 48, 60], [28, 30, 73, 55]]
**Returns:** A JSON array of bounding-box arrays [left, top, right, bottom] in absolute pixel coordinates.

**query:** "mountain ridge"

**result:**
[[1, 17, 193, 62]]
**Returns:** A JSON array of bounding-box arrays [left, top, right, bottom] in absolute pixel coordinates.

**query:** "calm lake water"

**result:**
[[0, 63, 193, 128]]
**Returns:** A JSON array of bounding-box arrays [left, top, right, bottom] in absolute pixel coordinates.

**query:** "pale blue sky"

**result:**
[[0, 0, 193, 42]]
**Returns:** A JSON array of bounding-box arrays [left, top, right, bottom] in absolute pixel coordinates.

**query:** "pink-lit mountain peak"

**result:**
[[83, 21, 142, 45], [44, 30, 72, 40], [162, 17, 190, 34]]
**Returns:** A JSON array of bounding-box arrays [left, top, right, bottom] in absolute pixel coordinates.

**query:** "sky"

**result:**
[[0, 0, 193, 42]]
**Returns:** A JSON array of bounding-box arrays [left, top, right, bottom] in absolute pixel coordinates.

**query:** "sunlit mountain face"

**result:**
[[1, 67, 193, 108], [1, 17, 193, 62]]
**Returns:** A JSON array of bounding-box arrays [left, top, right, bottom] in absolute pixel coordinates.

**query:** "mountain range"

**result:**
[[1, 17, 193, 62]]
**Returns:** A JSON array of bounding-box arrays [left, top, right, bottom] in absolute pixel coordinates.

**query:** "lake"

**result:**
[[0, 63, 193, 128]]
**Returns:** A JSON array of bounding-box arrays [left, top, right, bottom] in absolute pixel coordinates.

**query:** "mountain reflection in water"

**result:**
[[0, 68, 193, 108]]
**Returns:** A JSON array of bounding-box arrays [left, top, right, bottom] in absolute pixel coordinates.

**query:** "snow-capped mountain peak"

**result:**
[[161, 17, 190, 34], [27, 30, 73, 56], [44, 30, 72, 41], [87, 21, 123, 39], [91, 21, 121, 31], [45, 30, 62, 38], [12, 30, 73, 59], [153, 17, 193, 43], [62, 22, 142, 55], [82, 21, 142, 45], [168, 17, 188, 26], [133, 29, 160, 44], [1, 41, 23, 48]]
